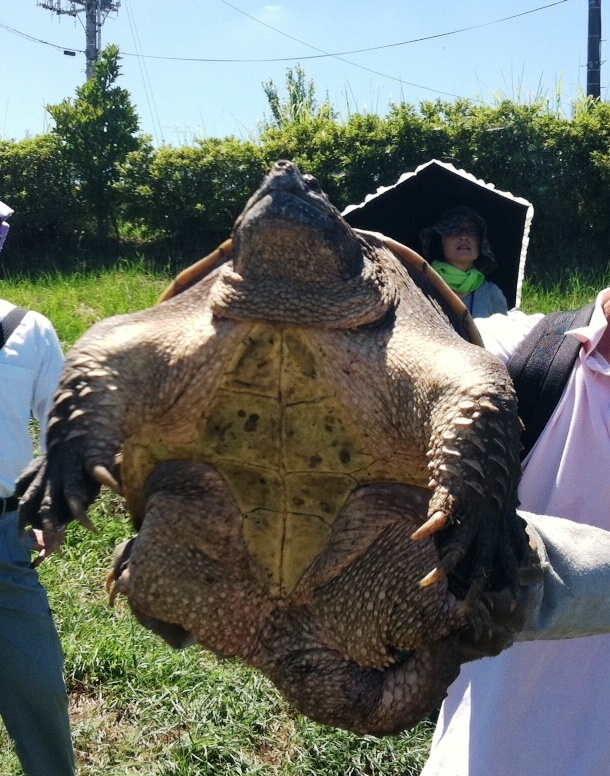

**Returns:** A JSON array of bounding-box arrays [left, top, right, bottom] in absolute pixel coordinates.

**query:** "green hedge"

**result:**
[[1, 96, 609, 282]]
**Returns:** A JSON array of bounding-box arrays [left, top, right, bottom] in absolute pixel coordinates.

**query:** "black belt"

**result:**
[[0, 496, 19, 516]]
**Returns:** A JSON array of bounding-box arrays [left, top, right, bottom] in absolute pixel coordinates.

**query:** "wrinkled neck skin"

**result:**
[[210, 164, 395, 328]]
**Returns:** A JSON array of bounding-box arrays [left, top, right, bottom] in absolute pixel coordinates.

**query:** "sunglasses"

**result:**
[[450, 224, 479, 237]]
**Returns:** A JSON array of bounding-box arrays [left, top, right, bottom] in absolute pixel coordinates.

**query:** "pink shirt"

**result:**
[[422, 289, 610, 776]]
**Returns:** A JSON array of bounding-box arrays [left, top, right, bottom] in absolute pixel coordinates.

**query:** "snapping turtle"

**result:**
[[19, 160, 530, 734]]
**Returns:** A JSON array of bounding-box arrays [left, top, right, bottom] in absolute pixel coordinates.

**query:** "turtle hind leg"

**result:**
[[106, 535, 196, 649], [114, 460, 268, 659], [256, 606, 461, 735], [297, 482, 465, 666]]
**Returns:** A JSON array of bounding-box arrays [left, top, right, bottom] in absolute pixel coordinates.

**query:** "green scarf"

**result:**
[[432, 261, 485, 296]]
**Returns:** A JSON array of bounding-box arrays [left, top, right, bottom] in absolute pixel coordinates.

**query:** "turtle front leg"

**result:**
[[18, 317, 182, 533], [416, 374, 526, 601], [17, 351, 127, 534]]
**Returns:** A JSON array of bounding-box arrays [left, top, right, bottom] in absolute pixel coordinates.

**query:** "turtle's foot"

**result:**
[[16, 450, 109, 534], [412, 483, 525, 606]]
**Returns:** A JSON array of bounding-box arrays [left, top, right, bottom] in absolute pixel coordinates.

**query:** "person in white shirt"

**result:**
[[0, 199, 12, 253], [0, 203, 74, 775], [422, 288, 610, 776]]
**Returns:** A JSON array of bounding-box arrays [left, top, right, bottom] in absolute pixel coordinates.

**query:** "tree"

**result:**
[[117, 136, 266, 258], [47, 44, 141, 244], [262, 65, 336, 129], [0, 135, 74, 272]]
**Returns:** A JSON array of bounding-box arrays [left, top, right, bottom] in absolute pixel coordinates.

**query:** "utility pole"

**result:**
[[587, 0, 602, 99], [38, 0, 120, 81]]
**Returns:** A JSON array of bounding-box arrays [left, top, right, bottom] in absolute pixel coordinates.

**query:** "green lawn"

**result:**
[[0, 267, 606, 774]]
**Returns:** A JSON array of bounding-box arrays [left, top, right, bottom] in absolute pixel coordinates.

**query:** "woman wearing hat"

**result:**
[[420, 205, 508, 317]]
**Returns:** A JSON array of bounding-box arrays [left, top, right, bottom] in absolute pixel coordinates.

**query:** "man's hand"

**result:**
[[29, 526, 66, 568]]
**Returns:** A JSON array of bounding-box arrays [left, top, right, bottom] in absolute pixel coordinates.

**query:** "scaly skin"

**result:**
[[18, 160, 528, 734]]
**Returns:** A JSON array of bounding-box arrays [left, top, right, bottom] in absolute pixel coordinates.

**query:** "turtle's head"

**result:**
[[213, 161, 394, 327], [232, 160, 363, 284]]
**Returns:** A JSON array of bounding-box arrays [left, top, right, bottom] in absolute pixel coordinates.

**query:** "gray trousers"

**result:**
[[0, 512, 75, 776]]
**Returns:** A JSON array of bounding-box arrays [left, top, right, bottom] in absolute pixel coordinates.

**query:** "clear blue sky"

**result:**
[[0, 0, 607, 146]]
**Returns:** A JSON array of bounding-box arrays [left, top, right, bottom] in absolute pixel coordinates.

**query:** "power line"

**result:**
[[3, 0, 569, 65], [117, 0, 572, 99], [214, 0, 569, 62], [115, 0, 569, 98], [0, 0, 573, 102], [123, 0, 164, 144], [0, 21, 82, 53]]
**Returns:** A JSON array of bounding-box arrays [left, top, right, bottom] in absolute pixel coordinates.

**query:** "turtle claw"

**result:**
[[106, 566, 129, 606], [105, 567, 115, 595], [461, 575, 489, 611], [419, 566, 446, 587], [461, 595, 494, 643], [67, 496, 98, 533], [106, 538, 135, 606], [411, 510, 449, 541], [92, 464, 121, 494]]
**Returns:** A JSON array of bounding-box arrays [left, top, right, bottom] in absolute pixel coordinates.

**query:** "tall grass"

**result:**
[[520, 273, 608, 315], [1, 266, 606, 774], [0, 260, 168, 347]]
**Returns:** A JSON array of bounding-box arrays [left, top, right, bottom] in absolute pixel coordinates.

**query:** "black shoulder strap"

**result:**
[[0, 305, 28, 350], [507, 302, 595, 459]]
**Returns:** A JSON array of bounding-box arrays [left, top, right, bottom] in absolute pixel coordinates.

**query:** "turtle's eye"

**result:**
[[304, 174, 322, 193]]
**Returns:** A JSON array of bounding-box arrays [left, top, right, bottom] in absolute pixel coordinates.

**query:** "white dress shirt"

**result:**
[[0, 299, 64, 498]]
